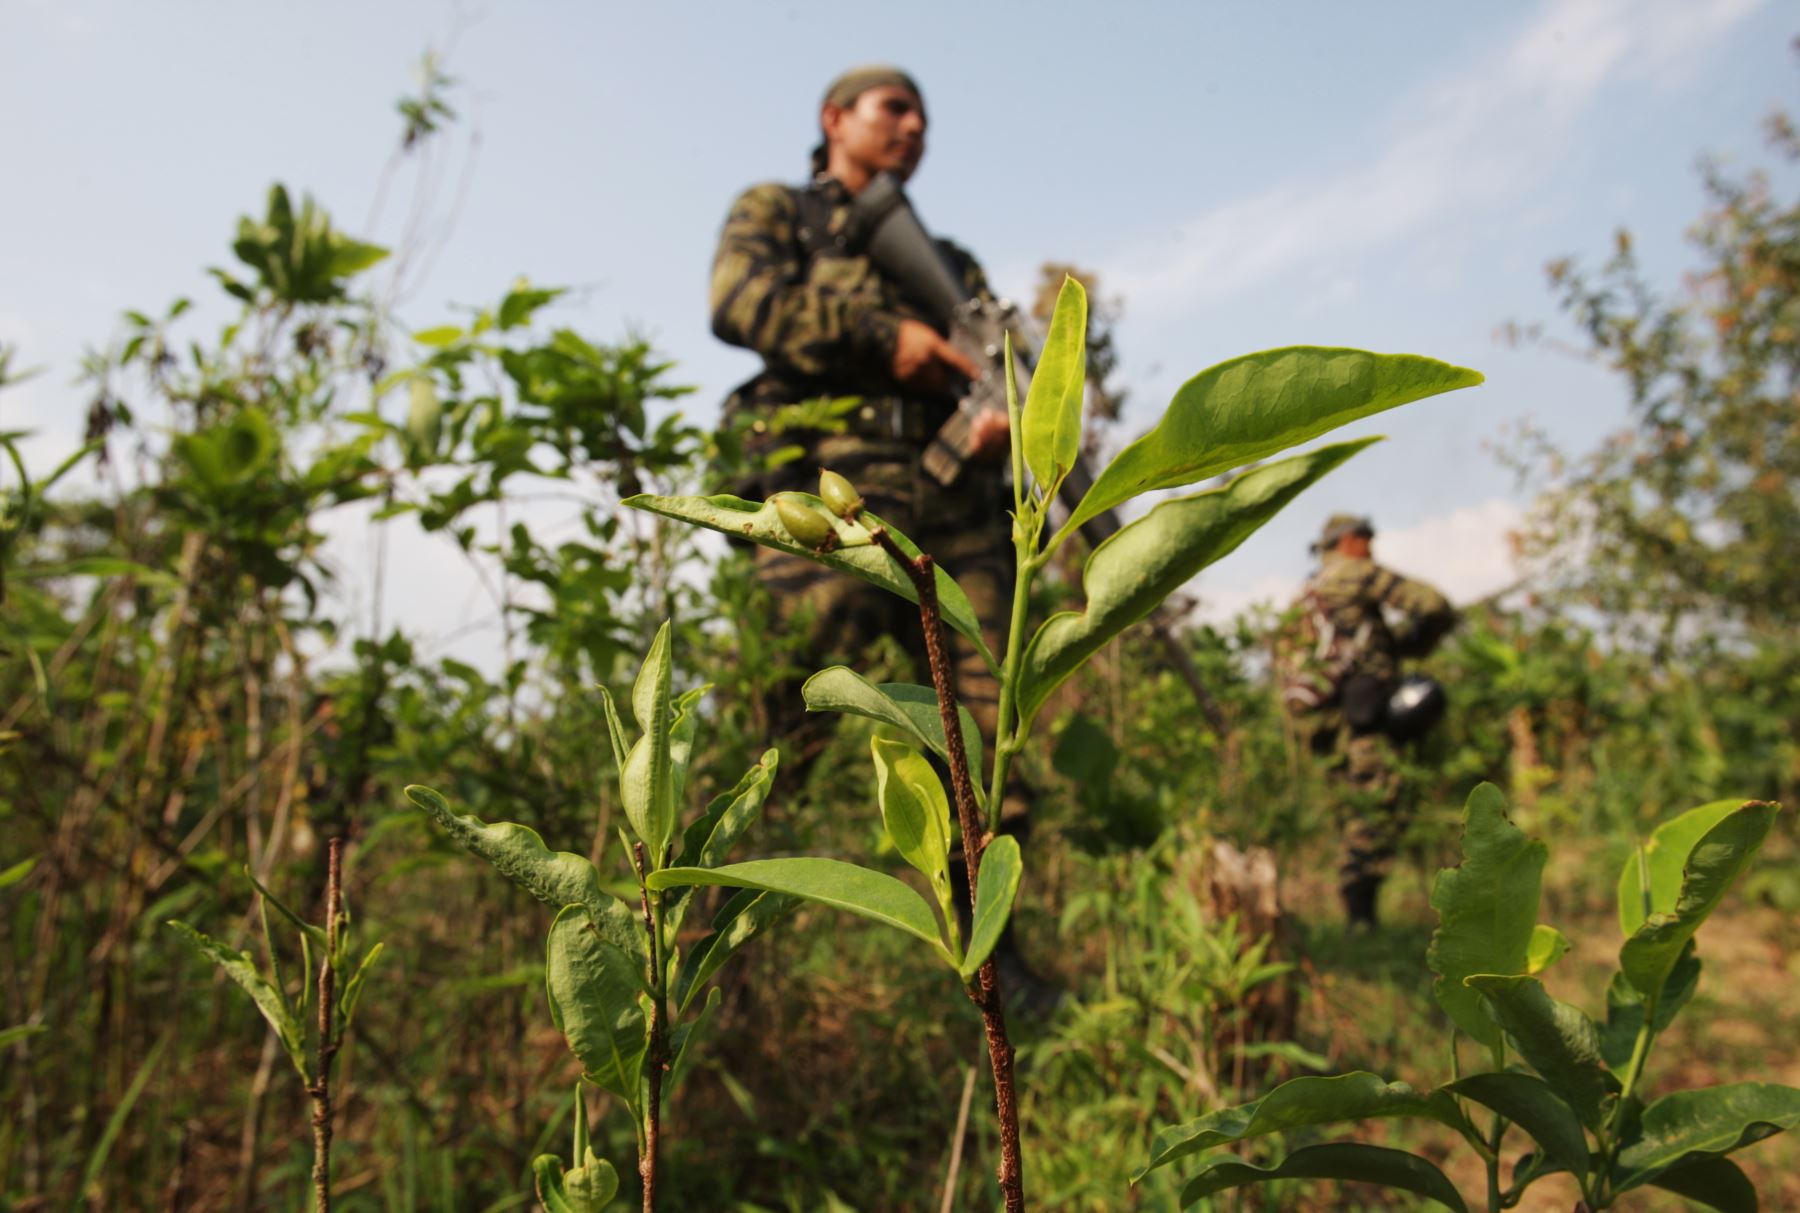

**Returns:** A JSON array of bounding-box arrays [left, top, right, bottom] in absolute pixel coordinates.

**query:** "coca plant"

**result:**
[[406, 622, 787, 1211], [1138, 786, 1798, 1211], [624, 277, 1483, 1210], [169, 841, 381, 1212]]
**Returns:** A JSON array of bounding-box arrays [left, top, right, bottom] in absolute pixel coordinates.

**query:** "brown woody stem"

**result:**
[[309, 838, 343, 1213], [870, 527, 1026, 1213]]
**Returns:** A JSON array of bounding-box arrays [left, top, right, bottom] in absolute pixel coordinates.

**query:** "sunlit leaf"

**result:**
[[1617, 798, 1748, 935], [802, 667, 985, 787], [1018, 439, 1373, 727], [1619, 802, 1776, 998], [1061, 347, 1482, 542], [961, 836, 1022, 980], [1022, 275, 1086, 492], [647, 858, 951, 965]]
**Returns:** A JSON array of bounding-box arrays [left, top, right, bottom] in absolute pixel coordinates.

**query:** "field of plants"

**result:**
[[3, 62, 1798, 1213]]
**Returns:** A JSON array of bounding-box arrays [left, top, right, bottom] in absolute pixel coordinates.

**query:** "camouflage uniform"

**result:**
[[1281, 526, 1455, 919], [709, 175, 1016, 806]]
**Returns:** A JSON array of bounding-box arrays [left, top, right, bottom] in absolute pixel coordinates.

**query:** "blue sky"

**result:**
[[2, 0, 1792, 656]]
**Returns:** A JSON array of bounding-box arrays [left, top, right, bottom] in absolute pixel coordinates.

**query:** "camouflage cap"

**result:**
[[1315, 513, 1375, 550], [821, 65, 925, 115]]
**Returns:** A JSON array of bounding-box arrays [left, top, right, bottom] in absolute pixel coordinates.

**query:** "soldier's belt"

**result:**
[[845, 397, 951, 444]]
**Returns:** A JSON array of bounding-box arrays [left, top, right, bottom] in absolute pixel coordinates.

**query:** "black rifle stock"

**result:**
[[849, 174, 1226, 732]]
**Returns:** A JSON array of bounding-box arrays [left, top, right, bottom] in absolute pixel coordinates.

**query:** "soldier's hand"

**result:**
[[892, 319, 980, 391], [968, 409, 1010, 462]]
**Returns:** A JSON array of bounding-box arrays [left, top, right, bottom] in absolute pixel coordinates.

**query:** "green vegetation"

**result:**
[[1139, 788, 1796, 1210], [3, 67, 1797, 1213]]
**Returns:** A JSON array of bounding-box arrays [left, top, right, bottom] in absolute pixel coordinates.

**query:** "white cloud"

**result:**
[[1373, 497, 1524, 606], [1193, 572, 1303, 627], [1105, 0, 1764, 312]]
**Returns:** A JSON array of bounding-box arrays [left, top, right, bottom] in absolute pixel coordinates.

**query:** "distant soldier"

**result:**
[[1278, 514, 1457, 929], [708, 66, 1014, 786]]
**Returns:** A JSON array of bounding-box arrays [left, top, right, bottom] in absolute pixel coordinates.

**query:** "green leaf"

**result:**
[[411, 325, 463, 348], [961, 835, 1022, 981], [1174, 1143, 1469, 1213], [1018, 439, 1373, 726], [668, 985, 722, 1091], [168, 921, 308, 1081], [1061, 346, 1482, 542], [544, 906, 647, 1112], [871, 737, 954, 899], [1644, 1156, 1758, 1213], [1428, 783, 1548, 1054], [1137, 1072, 1463, 1180], [622, 493, 997, 673], [1022, 275, 1086, 492], [533, 1151, 621, 1213], [1615, 1083, 1800, 1194], [1526, 924, 1571, 975], [675, 749, 779, 872], [802, 667, 985, 786], [621, 622, 676, 862], [339, 942, 385, 1030], [533, 1092, 621, 1213], [405, 377, 442, 459], [672, 889, 798, 1015], [667, 749, 780, 940], [243, 867, 328, 949], [328, 237, 389, 280], [1618, 798, 1748, 935], [1449, 1072, 1589, 1183], [647, 858, 951, 965], [1601, 944, 1700, 1070], [0, 1024, 47, 1049], [1464, 975, 1616, 1131], [404, 785, 626, 930], [0, 855, 38, 889], [1620, 802, 1777, 998], [598, 685, 630, 772], [667, 684, 709, 813]]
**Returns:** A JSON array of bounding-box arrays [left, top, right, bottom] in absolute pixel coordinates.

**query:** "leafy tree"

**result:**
[[1508, 104, 1800, 651]]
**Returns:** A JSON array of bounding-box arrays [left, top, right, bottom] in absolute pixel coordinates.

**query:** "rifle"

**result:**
[[848, 173, 1227, 733]]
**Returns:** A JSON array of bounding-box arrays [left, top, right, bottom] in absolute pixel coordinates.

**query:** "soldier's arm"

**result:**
[[708, 184, 899, 379], [1377, 569, 1457, 657]]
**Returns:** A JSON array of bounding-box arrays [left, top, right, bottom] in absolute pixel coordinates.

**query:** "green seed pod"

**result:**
[[818, 469, 864, 520], [773, 493, 835, 548]]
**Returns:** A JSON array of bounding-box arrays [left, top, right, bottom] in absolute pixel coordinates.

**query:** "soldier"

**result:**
[[1279, 514, 1457, 929], [708, 65, 1015, 786]]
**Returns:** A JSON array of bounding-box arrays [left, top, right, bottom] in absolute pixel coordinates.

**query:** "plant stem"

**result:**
[[309, 838, 343, 1213], [1594, 1014, 1656, 1206], [985, 538, 1038, 835], [870, 527, 1027, 1213], [632, 841, 665, 1213]]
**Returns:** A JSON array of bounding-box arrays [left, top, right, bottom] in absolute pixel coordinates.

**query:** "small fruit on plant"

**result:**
[[819, 469, 864, 520], [773, 493, 836, 549]]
